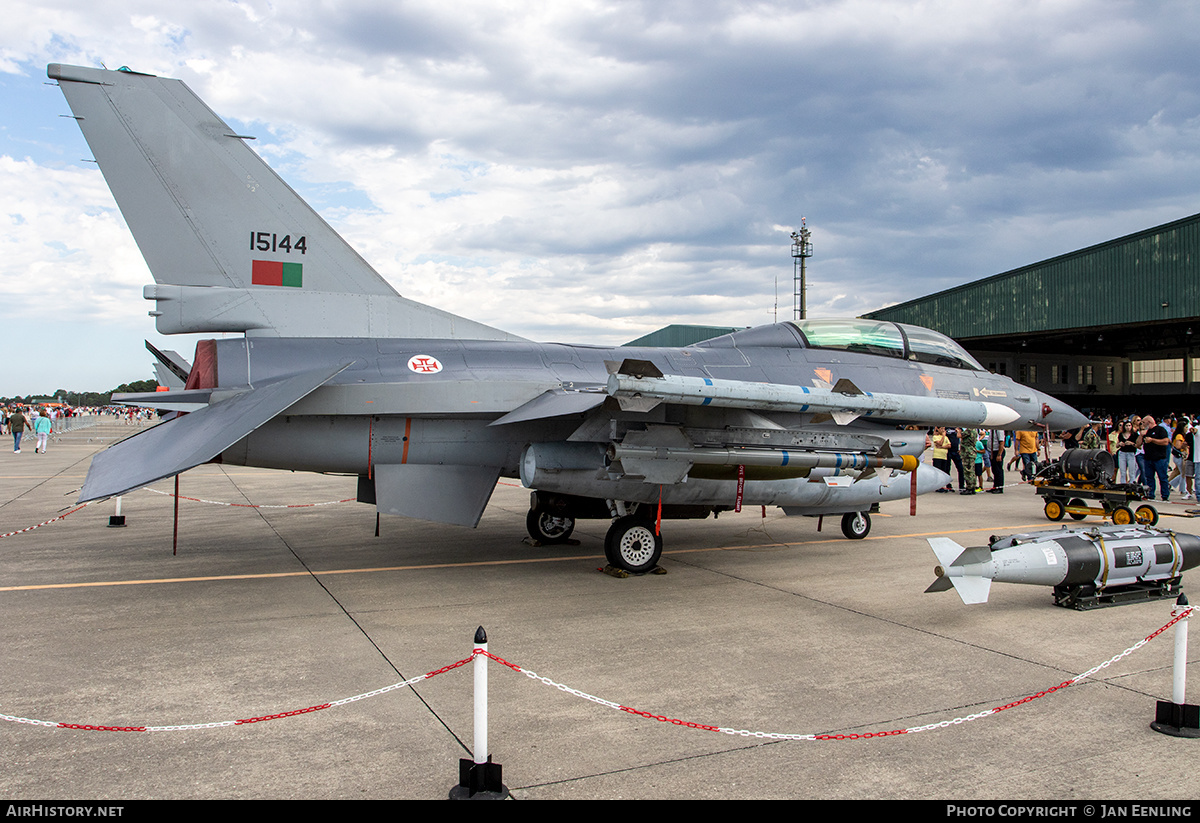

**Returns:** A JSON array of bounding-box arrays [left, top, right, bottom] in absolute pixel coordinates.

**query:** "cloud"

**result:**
[[0, 156, 149, 321], [2, 0, 1200, 395]]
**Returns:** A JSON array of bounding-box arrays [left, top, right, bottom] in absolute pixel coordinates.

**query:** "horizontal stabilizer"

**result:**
[[373, 464, 502, 527], [79, 362, 350, 502], [111, 389, 213, 412]]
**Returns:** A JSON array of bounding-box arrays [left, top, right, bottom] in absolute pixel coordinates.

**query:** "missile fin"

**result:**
[[927, 537, 992, 604], [949, 575, 992, 605], [832, 378, 863, 396], [951, 545, 993, 567], [615, 395, 662, 413], [925, 575, 954, 594], [928, 537, 968, 567], [831, 410, 861, 426]]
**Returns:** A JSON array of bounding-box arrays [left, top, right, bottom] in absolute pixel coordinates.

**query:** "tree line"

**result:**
[[1, 380, 158, 407]]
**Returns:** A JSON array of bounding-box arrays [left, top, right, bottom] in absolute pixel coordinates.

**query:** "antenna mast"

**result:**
[[790, 220, 813, 320]]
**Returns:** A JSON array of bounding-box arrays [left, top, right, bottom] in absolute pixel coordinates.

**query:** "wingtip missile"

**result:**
[[607, 370, 1022, 428]]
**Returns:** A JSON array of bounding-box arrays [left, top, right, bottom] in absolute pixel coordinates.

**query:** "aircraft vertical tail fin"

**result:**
[[48, 63, 518, 342]]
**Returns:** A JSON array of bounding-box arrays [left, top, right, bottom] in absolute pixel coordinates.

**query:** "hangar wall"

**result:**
[[864, 211, 1200, 413]]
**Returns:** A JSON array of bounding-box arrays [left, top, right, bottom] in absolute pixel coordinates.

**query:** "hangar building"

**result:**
[[863, 212, 1200, 415]]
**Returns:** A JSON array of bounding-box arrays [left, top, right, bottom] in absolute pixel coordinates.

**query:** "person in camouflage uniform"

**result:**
[[959, 427, 978, 494], [1079, 422, 1101, 450]]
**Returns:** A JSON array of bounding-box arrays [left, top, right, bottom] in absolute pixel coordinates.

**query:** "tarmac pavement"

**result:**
[[1, 419, 1198, 800]]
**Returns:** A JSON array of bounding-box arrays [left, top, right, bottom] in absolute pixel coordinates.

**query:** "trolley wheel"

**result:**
[[1067, 498, 1088, 521], [1044, 499, 1066, 521], [1110, 505, 1134, 526], [1135, 504, 1159, 526]]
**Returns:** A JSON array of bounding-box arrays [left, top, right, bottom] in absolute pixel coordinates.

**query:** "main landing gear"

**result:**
[[603, 514, 663, 574], [524, 492, 872, 575], [525, 509, 576, 544]]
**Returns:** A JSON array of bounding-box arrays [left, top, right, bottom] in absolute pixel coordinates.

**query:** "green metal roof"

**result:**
[[865, 212, 1200, 339], [625, 324, 741, 347]]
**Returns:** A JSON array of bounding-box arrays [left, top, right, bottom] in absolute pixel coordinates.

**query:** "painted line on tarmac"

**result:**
[[664, 522, 1050, 556], [0, 522, 1050, 593]]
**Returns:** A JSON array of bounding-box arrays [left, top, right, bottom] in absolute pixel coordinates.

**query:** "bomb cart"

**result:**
[[1032, 448, 1160, 526]]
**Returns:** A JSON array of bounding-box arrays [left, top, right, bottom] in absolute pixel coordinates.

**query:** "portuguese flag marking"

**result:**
[[252, 260, 303, 287]]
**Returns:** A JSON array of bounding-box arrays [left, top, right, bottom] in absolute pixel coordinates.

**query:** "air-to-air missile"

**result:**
[[926, 524, 1200, 609]]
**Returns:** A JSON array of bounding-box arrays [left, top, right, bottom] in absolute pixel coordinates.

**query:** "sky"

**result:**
[[2, 0, 1199, 396]]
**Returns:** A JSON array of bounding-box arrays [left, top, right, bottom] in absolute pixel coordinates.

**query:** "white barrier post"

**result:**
[[475, 626, 488, 766], [1151, 594, 1199, 738], [107, 496, 126, 527], [449, 626, 510, 799], [1175, 597, 1189, 706]]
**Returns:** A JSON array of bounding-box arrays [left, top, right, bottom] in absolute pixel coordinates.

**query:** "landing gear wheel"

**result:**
[[604, 515, 663, 573], [1067, 498, 1088, 520], [1135, 504, 1159, 526], [526, 509, 575, 544], [840, 511, 871, 540], [1044, 499, 1066, 521], [1111, 504, 1134, 526]]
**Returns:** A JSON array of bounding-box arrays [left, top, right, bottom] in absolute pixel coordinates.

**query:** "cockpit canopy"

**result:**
[[695, 318, 983, 371]]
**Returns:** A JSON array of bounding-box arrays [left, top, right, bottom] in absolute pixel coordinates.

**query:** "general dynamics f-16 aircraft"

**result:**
[[50, 63, 1088, 573]]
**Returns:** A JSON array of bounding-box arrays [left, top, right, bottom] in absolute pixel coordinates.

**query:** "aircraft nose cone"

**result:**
[[1037, 395, 1089, 431]]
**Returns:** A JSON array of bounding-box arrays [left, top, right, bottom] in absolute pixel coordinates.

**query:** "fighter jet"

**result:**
[[49, 64, 1088, 573]]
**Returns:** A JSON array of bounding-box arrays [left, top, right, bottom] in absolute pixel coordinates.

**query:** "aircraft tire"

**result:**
[[1067, 498, 1088, 520], [526, 509, 575, 544], [604, 515, 663, 573], [840, 511, 871, 540]]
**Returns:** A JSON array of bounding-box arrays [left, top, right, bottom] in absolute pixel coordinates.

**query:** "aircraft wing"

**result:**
[[488, 388, 608, 426], [79, 362, 350, 502]]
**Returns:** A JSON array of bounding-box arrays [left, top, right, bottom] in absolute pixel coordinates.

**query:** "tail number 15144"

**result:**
[[251, 232, 307, 254]]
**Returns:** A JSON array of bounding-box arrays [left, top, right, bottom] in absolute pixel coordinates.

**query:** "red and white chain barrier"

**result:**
[[1, 491, 357, 539], [0, 503, 92, 539], [140, 487, 356, 509], [0, 655, 476, 732], [2, 607, 1191, 738]]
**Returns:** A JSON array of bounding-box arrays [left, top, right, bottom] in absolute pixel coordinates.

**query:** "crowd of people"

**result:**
[[1, 406, 55, 454], [925, 414, 1196, 503], [1, 404, 153, 455]]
